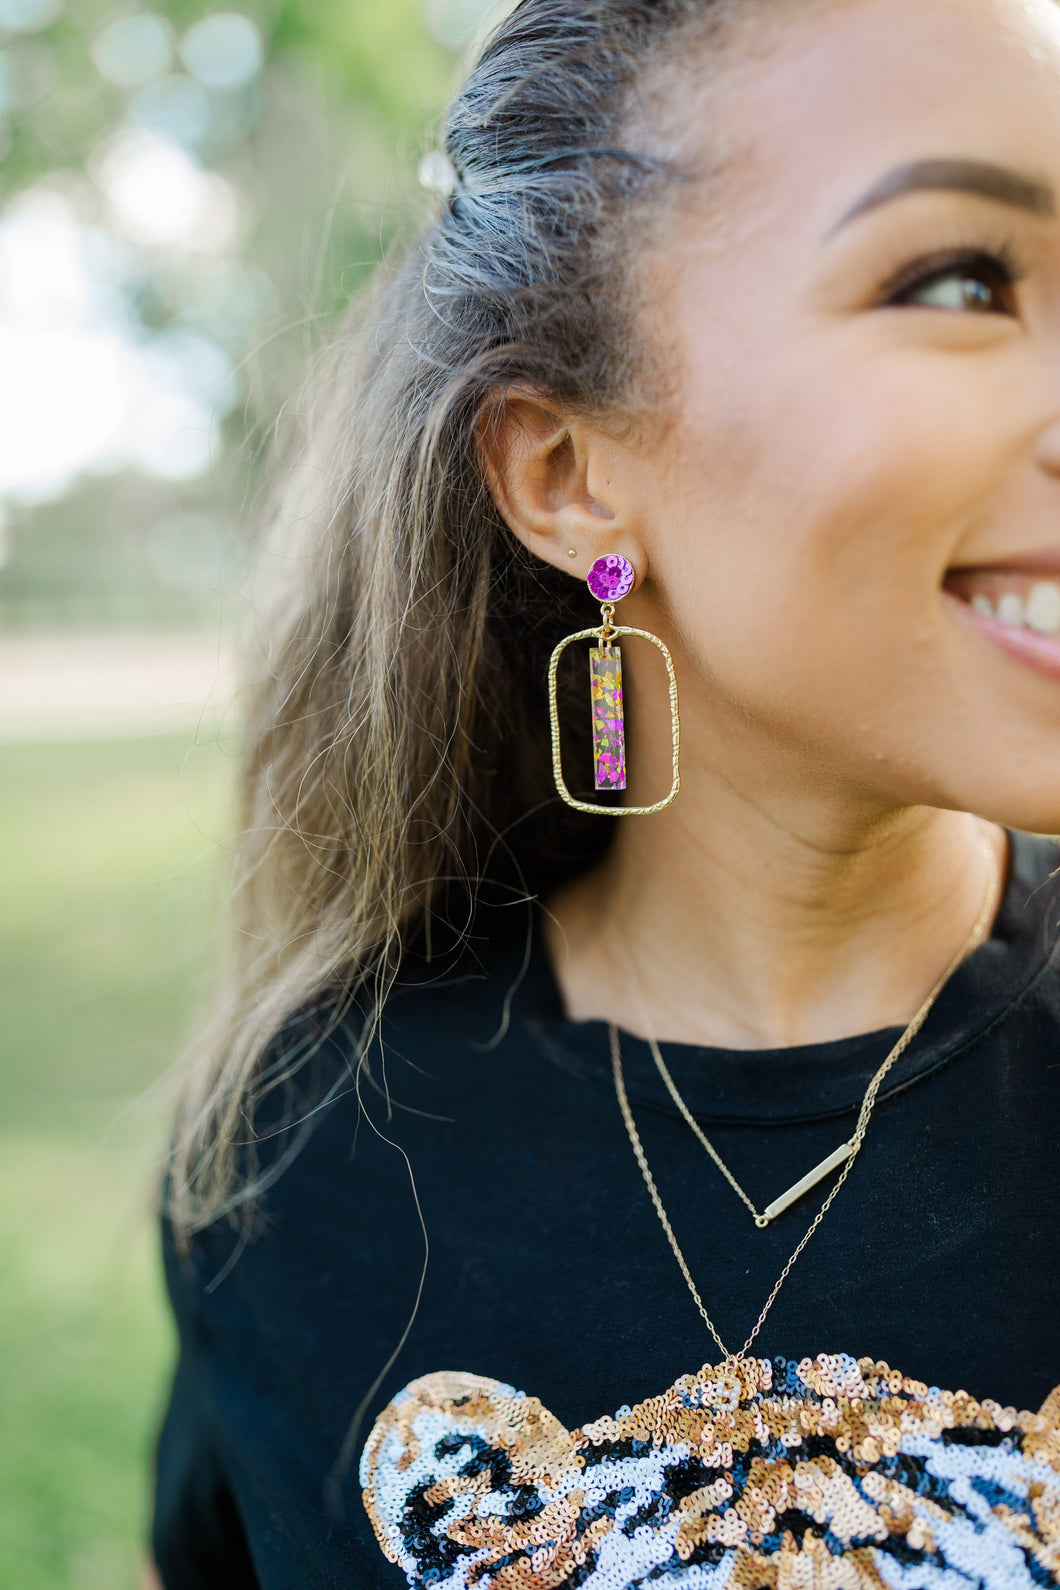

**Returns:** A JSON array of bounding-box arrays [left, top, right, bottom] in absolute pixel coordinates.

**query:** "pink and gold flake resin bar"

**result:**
[[589, 646, 626, 790]]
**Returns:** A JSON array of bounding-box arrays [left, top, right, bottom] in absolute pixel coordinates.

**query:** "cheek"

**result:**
[[651, 329, 1028, 702], [631, 327, 1055, 815]]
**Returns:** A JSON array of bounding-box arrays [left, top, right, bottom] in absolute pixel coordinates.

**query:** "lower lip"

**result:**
[[945, 589, 1060, 684]]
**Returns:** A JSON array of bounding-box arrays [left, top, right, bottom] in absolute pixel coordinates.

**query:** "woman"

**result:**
[[151, 0, 1060, 1585]]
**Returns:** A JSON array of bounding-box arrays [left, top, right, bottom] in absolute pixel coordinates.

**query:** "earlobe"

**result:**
[[477, 388, 638, 578]]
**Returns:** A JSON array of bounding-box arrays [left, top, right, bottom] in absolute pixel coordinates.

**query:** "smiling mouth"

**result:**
[[944, 564, 1060, 681]]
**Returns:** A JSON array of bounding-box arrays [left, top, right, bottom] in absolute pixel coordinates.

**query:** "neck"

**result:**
[[545, 773, 1006, 1050]]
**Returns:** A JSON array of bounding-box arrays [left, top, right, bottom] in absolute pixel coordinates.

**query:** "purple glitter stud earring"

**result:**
[[546, 550, 681, 817], [587, 554, 635, 603], [581, 557, 635, 796]]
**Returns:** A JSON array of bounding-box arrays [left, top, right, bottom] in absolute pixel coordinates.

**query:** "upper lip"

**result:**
[[945, 546, 1060, 578]]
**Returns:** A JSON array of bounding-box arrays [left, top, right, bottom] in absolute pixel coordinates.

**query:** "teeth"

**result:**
[[996, 592, 1026, 627], [1026, 580, 1060, 636], [966, 578, 1060, 636]]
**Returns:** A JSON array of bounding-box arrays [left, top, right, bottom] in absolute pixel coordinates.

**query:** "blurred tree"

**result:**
[[1, 11, 512, 1586], [0, 0, 501, 629]]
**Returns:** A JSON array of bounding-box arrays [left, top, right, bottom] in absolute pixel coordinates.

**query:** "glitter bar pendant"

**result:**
[[590, 645, 626, 791]]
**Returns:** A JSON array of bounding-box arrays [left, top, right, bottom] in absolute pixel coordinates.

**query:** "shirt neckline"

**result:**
[[516, 829, 1060, 1126]]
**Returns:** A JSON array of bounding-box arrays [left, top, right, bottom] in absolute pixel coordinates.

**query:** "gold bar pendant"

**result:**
[[762, 1141, 855, 1224]]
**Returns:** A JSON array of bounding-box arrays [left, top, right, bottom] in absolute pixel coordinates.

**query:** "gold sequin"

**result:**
[[362, 1356, 1060, 1588]]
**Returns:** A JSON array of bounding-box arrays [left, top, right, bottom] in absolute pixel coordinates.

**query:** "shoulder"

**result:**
[[1002, 830, 1060, 1002], [969, 831, 1060, 1096], [264, 895, 542, 1084], [167, 895, 544, 1261], [159, 898, 550, 1430], [381, 895, 541, 1049]]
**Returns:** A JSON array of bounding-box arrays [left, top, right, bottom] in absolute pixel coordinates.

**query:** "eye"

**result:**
[[885, 250, 1021, 315]]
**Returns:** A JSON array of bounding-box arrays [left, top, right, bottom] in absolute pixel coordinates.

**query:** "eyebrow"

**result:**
[[832, 158, 1056, 234]]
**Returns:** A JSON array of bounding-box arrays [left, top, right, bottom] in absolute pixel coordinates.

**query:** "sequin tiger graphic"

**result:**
[[360, 1354, 1060, 1588]]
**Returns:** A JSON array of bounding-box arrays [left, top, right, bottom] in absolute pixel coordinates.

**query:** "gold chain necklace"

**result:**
[[610, 836, 1000, 1363]]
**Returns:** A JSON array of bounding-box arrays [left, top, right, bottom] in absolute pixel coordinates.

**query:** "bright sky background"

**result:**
[[0, 175, 240, 503], [0, 8, 263, 507], [0, 0, 510, 512]]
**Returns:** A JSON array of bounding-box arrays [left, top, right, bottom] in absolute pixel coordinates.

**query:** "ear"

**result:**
[[477, 389, 645, 581]]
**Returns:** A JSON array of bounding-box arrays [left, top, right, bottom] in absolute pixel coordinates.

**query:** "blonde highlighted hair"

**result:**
[[168, 0, 763, 1235]]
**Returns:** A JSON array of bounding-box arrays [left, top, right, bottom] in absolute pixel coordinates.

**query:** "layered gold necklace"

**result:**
[[610, 834, 1000, 1363]]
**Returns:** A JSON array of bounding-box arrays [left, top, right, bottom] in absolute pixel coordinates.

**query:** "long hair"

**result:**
[[168, 0, 756, 1236]]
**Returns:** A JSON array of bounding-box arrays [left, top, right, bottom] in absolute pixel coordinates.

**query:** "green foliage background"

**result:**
[[0, 0, 472, 629], [0, 1, 497, 1583], [1, 732, 235, 1589]]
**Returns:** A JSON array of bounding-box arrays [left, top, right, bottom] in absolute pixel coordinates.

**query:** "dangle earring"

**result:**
[[547, 554, 680, 816]]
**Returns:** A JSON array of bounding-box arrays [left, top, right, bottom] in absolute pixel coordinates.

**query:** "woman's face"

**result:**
[[617, 0, 1060, 832]]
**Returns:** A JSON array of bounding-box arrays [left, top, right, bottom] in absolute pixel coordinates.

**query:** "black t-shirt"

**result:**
[[153, 829, 1060, 1589]]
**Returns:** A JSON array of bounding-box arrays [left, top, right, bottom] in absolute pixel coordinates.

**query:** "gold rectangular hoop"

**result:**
[[547, 625, 680, 816]]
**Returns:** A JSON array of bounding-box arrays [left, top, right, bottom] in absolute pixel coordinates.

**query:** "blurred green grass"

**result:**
[[0, 732, 237, 1590]]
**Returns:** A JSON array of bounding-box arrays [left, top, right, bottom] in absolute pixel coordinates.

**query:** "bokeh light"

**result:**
[[129, 73, 213, 150], [0, 188, 236, 502], [0, 0, 62, 33], [90, 13, 173, 89], [92, 128, 243, 252], [178, 11, 262, 90]]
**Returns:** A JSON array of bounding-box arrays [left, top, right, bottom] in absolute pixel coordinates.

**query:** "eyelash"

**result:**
[[878, 242, 1027, 313]]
